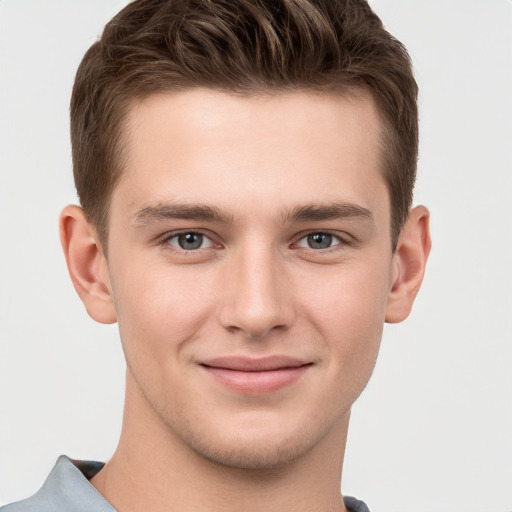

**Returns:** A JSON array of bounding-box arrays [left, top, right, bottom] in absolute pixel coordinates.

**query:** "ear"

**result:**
[[59, 205, 117, 324], [385, 205, 431, 323]]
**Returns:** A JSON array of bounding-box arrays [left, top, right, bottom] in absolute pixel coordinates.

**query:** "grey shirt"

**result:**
[[1, 456, 370, 512]]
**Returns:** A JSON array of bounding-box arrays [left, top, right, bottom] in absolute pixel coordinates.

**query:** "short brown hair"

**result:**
[[71, 0, 418, 249]]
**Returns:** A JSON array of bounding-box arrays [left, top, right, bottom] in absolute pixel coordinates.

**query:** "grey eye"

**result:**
[[175, 232, 205, 250], [306, 233, 333, 249]]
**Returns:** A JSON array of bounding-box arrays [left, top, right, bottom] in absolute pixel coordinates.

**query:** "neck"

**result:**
[[91, 373, 350, 512]]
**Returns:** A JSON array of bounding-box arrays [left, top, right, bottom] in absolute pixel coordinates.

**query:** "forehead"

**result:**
[[113, 89, 388, 224]]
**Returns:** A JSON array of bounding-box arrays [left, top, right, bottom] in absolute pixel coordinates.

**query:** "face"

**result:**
[[105, 89, 396, 469]]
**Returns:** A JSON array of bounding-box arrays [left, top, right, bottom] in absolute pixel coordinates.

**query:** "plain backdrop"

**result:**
[[0, 1, 511, 511]]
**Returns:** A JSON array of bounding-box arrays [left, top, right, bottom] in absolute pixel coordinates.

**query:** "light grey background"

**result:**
[[0, 1, 511, 510]]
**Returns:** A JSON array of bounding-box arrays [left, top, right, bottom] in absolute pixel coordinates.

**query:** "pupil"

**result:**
[[178, 232, 203, 250], [308, 233, 332, 249]]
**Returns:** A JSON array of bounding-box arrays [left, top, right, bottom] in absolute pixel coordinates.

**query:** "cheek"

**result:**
[[111, 261, 218, 367], [298, 257, 391, 378], [301, 254, 391, 325]]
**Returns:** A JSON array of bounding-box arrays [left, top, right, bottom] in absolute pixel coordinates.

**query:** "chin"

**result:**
[[184, 429, 318, 470], [163, 406, 341, 471]]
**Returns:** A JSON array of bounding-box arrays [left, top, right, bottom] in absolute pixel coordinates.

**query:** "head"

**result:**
[[61, 0, 430, 473], [71, 0, 418, 252]]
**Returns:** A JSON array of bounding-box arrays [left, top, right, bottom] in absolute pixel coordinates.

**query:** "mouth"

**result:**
[[199, 356, 313, 394]]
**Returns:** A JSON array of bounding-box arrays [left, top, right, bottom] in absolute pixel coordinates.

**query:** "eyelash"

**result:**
[[292, 231, 349, 252], [159, 230, 352, 254], [161, 230, 218, 253]]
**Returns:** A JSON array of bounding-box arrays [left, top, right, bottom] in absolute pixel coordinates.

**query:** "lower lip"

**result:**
[[202, 365, 311, 394]]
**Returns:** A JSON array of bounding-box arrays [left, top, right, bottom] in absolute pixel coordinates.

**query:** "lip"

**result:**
[[199, 356, 312, 394]]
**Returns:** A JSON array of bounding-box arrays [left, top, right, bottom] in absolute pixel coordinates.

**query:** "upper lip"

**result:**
[[200, 356, 311, 372]]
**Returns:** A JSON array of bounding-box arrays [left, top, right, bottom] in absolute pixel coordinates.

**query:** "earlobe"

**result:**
[[59, 205, 117, 324], [385, 205, 431, 324]]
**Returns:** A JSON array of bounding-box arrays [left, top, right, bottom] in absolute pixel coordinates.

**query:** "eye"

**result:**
[[165, 231, 214, 251], [295, 232, 342, 250]]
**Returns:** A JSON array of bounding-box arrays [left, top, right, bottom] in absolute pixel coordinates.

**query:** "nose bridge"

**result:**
[[219, 237, 293, 338]]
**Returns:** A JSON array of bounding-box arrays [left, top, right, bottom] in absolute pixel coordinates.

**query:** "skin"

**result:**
[[60, 89, 430, 512]]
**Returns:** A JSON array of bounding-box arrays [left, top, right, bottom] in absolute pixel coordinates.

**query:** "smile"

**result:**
[[200, 356, 313, 394]]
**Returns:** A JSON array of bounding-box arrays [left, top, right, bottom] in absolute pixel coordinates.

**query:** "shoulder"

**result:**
[[0, 456, 113, 512], [344, 495, 372, 512], [1, 493, 51, 512]]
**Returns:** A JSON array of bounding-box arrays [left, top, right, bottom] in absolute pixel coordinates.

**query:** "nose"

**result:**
[[218, 243, 295, 339]]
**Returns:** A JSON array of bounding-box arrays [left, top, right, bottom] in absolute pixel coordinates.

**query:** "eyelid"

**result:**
[[156, 228, 354, 253], [292, 230, 352, 250], [160, 229, 221, 251]]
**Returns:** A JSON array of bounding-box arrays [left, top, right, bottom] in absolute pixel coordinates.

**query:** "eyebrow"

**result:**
[[132, 203, 235, 226], [132, 201, 373, 227], [282, 202, 373, 223]]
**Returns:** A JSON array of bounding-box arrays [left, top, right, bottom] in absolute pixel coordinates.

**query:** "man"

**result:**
[[1, 0, 430, 510]]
